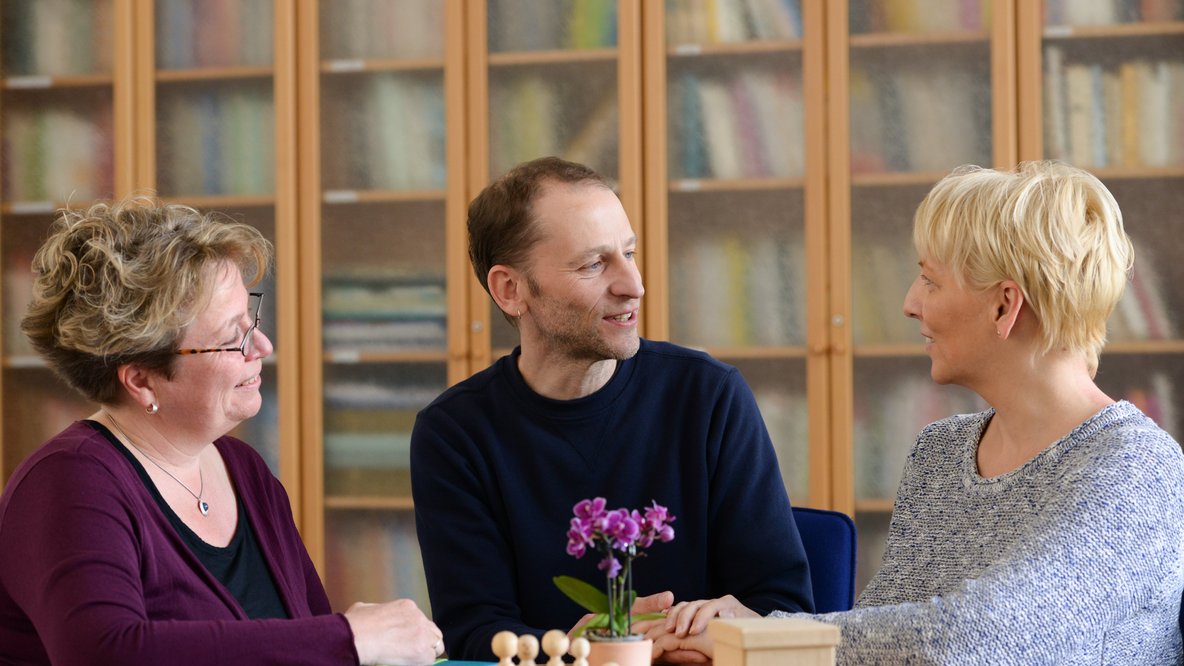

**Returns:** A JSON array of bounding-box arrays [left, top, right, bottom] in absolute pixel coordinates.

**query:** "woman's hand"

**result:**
[[568, 590, 675, 638], [661, 594, 759, 638], [638, 594, 758, 663], [345, 599, 443, 665]]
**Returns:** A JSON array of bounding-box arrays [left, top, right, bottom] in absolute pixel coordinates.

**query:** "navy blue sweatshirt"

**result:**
[[411, 339, 813, 660]]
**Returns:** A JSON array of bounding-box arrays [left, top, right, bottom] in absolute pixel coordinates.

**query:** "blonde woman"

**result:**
[[647, 162, 1184, 664]]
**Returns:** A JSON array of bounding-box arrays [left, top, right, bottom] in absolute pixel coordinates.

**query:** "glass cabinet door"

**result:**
[[474, 0, 638, 364], [1031, 1, 1183, 442], [147, 0, 287, 476], [837, 0, 1000, 591], [1, 0, 121, 482], [304, 0, 459, 613], [651, 0, 820, 509]]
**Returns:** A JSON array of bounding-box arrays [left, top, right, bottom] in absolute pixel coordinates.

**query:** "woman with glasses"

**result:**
[[0, 195, 443, 665]]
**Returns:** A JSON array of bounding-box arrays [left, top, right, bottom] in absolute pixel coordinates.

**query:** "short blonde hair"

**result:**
[[913, 161, 1132, 375], [21, 194, 272, 403]]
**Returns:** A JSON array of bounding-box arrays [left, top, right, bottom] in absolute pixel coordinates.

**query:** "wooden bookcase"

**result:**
[[1, 0, 1181, 610]]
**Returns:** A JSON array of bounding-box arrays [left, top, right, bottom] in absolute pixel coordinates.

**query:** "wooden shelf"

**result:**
[[323, 349, 450, 364], [4, 73, 112, 89], [699, 345, 809, 360], [1, 201, 62, 215], [854, 498, 895, 513], [321, 57, 445, 74], [1103, 340, 1184, 355], [325, 495, 414, 511], [670, 177, 806, 193], [1084, 165, 1184, 181], [156, 65, 273, 83], [488, 47, 617, 67], [851, 171, 949, 187], [1043, 20, 1184, 40], [668, 39, 804, 58], [849, 30, 989, 48], [855, 340, 1184, 358], [158, 194, 276, 209], [322, 189, 447, 204]]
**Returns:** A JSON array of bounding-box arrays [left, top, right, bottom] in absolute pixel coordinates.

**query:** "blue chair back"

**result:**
[[792, 506, 857, 613]]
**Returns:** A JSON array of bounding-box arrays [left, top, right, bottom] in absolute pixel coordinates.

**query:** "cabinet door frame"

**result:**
[[824, 0, 1019, 517]]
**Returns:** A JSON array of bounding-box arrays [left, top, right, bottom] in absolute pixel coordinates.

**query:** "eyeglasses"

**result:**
[[175, 292, 264, 357]]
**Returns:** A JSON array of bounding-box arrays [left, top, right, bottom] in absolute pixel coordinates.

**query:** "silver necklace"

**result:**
[[104, 410, 209, 517]]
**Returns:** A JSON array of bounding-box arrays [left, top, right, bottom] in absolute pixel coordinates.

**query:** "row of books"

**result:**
[[321, 74, 447, 191], [854, 373, 986, 500], [1044, 50, 1184, 170], [850, 58, 992, 174], [488, 73, 618, 180], [155, 0, 273, 70], [666, 0, 803, 45], [1116, 370, 1178, 440], [3, 255, 35, 357], [670, 68, 805, 180], [318, 0, 443, 62], [669, 232, 806, 348], [851, 237, 1178, 345], [2, 103, 114, 202], [851, 240, 917, 345], [488, 0, 618, 52], [1045, 0, 1184, 26], [2, 0, 113, 77], [849, 0, 989, 34], [753, 386, 810, 499], [324, 512, 430, 614], [156, 87, 275, 197], [322, 273, 447, 353]]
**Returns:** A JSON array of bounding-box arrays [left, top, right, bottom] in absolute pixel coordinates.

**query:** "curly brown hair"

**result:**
[[20, 194, 273, 403]]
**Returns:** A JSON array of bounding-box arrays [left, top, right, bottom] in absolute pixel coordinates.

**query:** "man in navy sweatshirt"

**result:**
[[410, 156, 813, 661]]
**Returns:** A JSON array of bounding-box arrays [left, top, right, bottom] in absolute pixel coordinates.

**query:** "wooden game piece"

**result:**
[[492, 630, 518, 666], [541, 629, 569, 666], [518, 633, 540, 664], [569, 636, 590, 666]]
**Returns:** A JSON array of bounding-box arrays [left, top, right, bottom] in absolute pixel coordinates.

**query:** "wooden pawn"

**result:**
[[491, 630, 518, 666], [541, 630, 569, 666]]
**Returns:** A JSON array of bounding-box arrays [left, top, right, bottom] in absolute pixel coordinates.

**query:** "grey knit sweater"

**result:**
[[776, 401, 1184, 664]]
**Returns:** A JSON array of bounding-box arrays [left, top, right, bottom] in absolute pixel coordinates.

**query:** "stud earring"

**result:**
[[146, 403, 159, 415]]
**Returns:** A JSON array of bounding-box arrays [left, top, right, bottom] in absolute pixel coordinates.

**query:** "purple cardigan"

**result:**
[[0, 421, 359, 665]]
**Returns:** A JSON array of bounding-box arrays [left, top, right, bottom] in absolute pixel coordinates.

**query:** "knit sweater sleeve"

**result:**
[[775, 420, 1184, 664]]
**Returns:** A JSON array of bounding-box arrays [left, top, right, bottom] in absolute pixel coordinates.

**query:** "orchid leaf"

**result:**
[[553, 575, 609, 613], [571, 613, 609, 638]]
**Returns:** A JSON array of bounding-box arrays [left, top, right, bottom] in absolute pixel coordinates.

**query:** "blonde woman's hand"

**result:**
[[662, 595, 759, 637], [345, 599, 444, 665]]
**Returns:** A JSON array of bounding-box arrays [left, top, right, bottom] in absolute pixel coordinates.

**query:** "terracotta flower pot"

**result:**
[[586, 636, 653, 666]]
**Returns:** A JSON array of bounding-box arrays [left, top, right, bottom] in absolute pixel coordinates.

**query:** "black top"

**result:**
[[90, 421, 288, 620]]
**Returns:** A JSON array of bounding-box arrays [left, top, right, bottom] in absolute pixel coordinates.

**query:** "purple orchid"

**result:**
[[559, 497, 677, 638]]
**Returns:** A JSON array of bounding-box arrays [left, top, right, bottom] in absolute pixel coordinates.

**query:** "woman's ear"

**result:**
[[994, 280, 1024, 340], [116, 364, 158, 411], [488, 264, 525, 320]]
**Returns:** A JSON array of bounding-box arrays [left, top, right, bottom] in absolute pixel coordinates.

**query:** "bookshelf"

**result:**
[[466, 0, 643, 364], [642, 0, 824, 509], [133, 0, 302, 504], [0, 0, 129, 482], [1018, 0, 1184, 476], [295, 0, 466, 615], [827, 0, 1012, 591], [2, 0, 1182, 611]]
